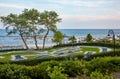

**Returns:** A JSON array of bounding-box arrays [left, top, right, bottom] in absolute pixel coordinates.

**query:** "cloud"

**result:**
[[58, 13, 120, 29], [60, 14, 120, 21], [0, 3, 31, 9], [49, 0, 113, 7]]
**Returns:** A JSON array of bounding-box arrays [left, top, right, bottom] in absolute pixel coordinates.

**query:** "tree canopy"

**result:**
[[40, 11, 62, 48], [0, 8, 62, 49], [69, 36, 76, 43], [1, 13, 30, 49], [86, 33, 93, 42], [52, 31, 63, 45]]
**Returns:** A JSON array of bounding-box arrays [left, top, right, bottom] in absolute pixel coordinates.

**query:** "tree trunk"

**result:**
[[43, 29, 49, 49], [20, 34, 29, 49], [34, 36, 39, 49]]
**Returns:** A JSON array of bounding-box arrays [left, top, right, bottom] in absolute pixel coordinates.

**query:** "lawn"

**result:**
[[0, 46, 110, 62], [0, 51, 39, 62], [81, 46, 100, 53], [72, 46, 100, 55]]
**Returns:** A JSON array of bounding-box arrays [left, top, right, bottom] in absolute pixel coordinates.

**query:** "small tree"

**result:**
[[86, 33, 93, 42], [52, 31, 63, 45], [40, 11, 61, 49], [0, 14, 29, 49], [68, 36, 76, 43], [21, 9, 44, 49]]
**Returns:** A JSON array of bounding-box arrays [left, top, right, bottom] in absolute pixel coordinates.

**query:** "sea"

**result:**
[[0, 29, 120, 48]]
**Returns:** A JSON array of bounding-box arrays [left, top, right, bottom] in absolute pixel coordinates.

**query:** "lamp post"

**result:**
[[108, 29, 115, 55]]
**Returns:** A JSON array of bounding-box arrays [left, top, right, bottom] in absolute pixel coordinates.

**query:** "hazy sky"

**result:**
[[0, 0, 120, 29]]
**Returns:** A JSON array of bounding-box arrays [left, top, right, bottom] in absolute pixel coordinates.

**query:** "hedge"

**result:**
[[54, 42, 120, 48], [0, 57, 120, 79]]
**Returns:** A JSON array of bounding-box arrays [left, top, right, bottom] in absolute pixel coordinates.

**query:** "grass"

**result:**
[[0, 56, 11, 62], [72, 46, 100, 55], [0, 46, 108, 62], [81, 47, 100, 53], [0, 51, 39, 62], [1, 51, 38, 55], [26, 56, 36, 59]]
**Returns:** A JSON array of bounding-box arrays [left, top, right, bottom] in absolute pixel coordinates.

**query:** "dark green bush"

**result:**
[[47, 66, 67, 79], [90, 71, 113, 79], [0, 57, 120, 79], [55, 42, 120, 48], [88, 57, 120, 74], [60, 60, 88, 77], [88, 50, 120, 60], [27, 61, 59, 79], [9, 56, 56, 66], [0, 64, 30, 79]]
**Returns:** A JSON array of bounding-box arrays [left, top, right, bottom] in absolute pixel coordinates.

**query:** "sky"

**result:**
[[0, 0, 120, 29]]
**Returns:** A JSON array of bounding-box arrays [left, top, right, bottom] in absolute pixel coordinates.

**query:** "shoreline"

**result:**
[[0, 34, 119, 49]]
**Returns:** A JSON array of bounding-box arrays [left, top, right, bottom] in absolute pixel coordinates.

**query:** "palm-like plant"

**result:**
[[40, 11, 61, 48]]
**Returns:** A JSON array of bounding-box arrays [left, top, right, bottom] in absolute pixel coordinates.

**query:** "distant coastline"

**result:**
[[0, 29, 120, 49]]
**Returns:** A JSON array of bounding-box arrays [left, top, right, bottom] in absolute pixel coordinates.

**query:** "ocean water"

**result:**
[[59, 29, 120, 38], [1, 29, 120, 37], [0, 29, 120, 47]]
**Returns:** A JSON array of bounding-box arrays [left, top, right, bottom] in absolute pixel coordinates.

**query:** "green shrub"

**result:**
[[0, 57, 120, 79], [60, 60, 88, 77], [88, 57, 120, 74], [90, 71, 103, 79], [60, 61, 77, 77], [46, 66, 67, 79], [9, 56, 56, 66], [27, 61, 59, 79], [0, 64, 30, 79], [90, 71, 114, 79], [55, 42, 120, 48]]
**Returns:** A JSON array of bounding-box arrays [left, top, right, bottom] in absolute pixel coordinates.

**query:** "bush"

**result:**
[[60, 60, 88, 77], [88, 57, 120, 74], [90, 71, 113, 79], [47, 66, 67, 79], [55, 42, 120, 48], [90, 71, 104, 79], [0, 57, 120, 79], [9, 56, 56, 66], [0, 64, 30, 79], [88, 50, 120, 60], [27, 60, 59, 79]]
